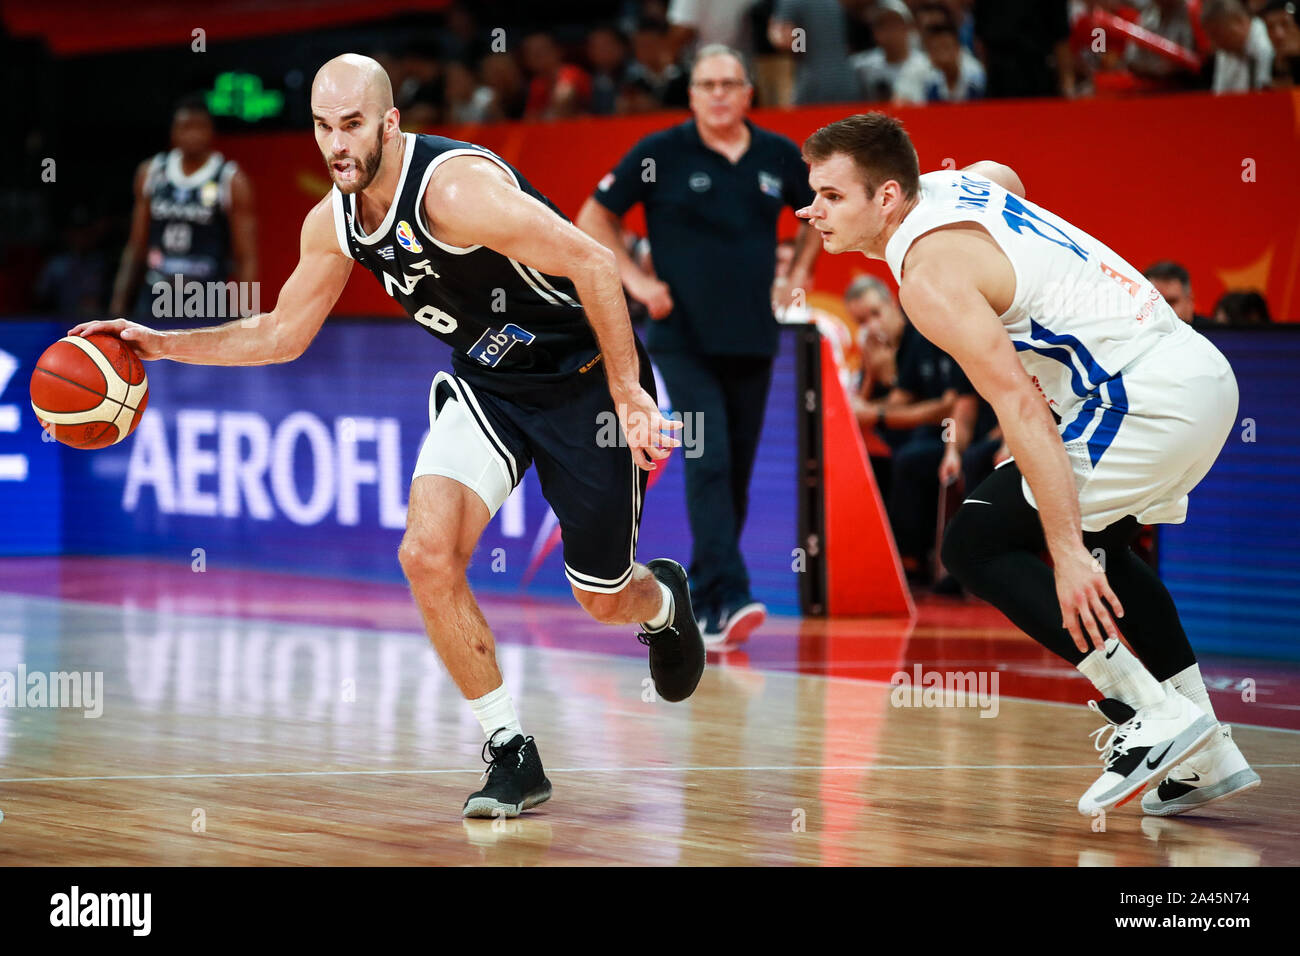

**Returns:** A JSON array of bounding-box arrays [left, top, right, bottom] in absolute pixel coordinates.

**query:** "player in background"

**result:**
[[797, 112, 1258, 817], [110, 96, 259, 320], [71, 54, 706, 820]]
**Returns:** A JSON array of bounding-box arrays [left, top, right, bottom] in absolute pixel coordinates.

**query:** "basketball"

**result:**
[[29, 334, 149, 449]]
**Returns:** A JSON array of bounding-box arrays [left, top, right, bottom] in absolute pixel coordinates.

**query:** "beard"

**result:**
[[328, 125, 385, 194]]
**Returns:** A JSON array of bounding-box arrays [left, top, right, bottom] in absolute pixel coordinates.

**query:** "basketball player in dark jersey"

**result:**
[[110, 96, 259, 319], [72, 54, 705, 819]]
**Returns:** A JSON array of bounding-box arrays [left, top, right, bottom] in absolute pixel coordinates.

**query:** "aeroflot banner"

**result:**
[[0, 319, 802, 614]]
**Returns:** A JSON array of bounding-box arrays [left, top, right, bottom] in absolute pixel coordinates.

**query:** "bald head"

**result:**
[[313, 53, 394, 116], [312, 54, 400, 194]]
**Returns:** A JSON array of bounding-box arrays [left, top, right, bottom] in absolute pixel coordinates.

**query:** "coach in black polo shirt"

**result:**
[[578, 44, 819, 646]]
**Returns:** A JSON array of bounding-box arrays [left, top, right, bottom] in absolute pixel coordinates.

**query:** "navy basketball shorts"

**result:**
[[413, 360, 656, 594]]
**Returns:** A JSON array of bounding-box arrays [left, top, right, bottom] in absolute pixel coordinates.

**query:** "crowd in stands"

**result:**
[[373, 0, 1300, 126], [11, 1, 1295, 332]]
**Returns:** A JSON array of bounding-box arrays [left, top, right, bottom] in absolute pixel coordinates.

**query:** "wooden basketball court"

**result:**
[[1, 558, 1296, 866]]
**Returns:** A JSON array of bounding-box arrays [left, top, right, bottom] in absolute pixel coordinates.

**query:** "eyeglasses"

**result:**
[[690, 79, 748, 93]]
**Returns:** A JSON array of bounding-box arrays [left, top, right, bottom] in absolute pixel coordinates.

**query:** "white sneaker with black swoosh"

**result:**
[[1141, 725, 1261, 816], [1077, 690, 1218, 816]]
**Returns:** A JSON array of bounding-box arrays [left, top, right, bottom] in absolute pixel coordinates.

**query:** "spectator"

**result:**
[[443, 60, 495, 124], [1126, 0, 1205, 88], [913, 1, 959, 35], [587, 25, 632, 115], [668, 0, 759, 60], [858, 335, 978, 583], [1143, 260, 1215, 328], [1201, 0, 1275, 91], [479, 52, 527, 121], [973, 0, 1072, 98], [623, 19, 691, 109], [436, 3, 490, 64], [844, 275, 918, 499], [618, 74, 670, 113], [850, 1, 927, 101], [768, 0, 862, 104], [844, 274, 920, 404], [34, 206, 109, 318], [894, 20, 987, 103], [393, 42, 443, 124], [110, 96, 257, 320], [1214, 289, 1273, 325], [522, 31, 592, 120], [925, 0, 978, 52], [577, 44, 821, 644], [1263, 0, 1300, 83]]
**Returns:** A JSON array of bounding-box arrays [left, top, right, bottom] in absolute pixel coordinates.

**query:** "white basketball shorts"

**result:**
[[1019, 323, 1239, 532]]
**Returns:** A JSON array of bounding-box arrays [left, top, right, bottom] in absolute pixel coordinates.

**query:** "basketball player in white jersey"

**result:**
[[797, 113, 1259, 816]]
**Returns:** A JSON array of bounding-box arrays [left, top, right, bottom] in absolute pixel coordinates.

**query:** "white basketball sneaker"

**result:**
[[1077, 691, 1218, 816], [1141, 725, 1261, 816]]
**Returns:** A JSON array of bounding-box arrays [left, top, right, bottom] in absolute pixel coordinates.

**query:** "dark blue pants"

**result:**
[[651, 350, 773, 612], [887, 434, 946, 563]]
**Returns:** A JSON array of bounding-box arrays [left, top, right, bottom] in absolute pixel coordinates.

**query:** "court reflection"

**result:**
[[0, 591, 1294, 866]]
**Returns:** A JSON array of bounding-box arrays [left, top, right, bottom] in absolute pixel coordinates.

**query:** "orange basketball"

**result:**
[[29, 334, 150, 449]]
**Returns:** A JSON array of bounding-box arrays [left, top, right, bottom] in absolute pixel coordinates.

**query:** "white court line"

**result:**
[[7, 593, 1300, 739], [2, 763, 1299, 785]]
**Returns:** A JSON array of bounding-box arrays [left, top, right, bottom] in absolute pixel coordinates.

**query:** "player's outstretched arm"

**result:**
[[899, 232, 1122, 652], [70, 196, 352, 366], [962, 161, 1026, 198], [425, 156, 681, 471]]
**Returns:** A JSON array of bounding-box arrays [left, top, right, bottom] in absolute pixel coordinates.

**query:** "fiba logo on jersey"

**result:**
[[396, 221, 423, 254]]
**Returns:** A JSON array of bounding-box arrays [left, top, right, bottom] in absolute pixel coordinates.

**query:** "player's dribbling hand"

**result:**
[[1055, 546, 1124, 654], [67, 318, 168, 361], [614, 385, 682, 472]]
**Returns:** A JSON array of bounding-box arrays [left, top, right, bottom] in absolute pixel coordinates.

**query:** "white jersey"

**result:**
[[885, 169, 1183, 425], [886, 169, 1237, 531]]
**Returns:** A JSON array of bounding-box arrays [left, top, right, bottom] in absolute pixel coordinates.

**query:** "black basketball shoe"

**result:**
[[638, 558, 706, 702], [462, 731, 553, 819]]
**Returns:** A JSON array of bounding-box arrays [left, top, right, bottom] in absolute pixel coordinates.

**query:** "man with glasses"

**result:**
[[578, 44, 820, 647]]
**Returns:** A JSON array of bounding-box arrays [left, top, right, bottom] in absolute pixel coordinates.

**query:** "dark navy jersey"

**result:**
[[592, 119, 813, 358], [143, 150, 237, 286], [332, 133, 601, 395]]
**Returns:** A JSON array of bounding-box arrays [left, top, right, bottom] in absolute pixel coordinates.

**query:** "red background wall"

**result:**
[[218, 89, 1300, 321]]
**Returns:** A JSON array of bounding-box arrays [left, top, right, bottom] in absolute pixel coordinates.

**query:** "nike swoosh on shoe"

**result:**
[[1146, 743, 1174, 769]]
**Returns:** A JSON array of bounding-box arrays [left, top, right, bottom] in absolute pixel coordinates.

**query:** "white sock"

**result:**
[[469, 684, 523, 745], [1163, 664, 1217, 721], [642, 581, 673, 631], [1077, 637, 1165, 710]]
